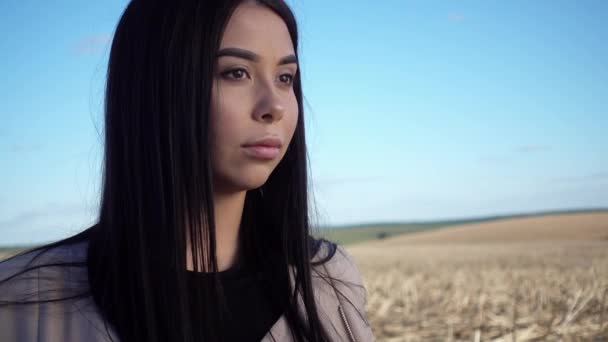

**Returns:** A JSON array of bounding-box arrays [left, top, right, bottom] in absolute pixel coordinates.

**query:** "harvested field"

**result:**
[[346, 212, 608, 341], [378, 212, 608, 245]]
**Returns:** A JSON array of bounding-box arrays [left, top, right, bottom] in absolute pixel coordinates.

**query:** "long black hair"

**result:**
[[0, 0, 338, 341]]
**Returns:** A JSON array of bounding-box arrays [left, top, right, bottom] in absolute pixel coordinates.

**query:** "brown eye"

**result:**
[[279, 73, 294, 85], [221, 68, 249, 80]]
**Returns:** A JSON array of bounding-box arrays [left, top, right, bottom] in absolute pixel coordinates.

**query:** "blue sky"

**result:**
[[1, 0, 607, 245]]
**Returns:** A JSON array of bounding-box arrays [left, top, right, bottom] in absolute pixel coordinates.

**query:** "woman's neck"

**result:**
[[186, 190, 246, 272]]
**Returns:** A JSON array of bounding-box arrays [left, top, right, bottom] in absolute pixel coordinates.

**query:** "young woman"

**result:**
[[0, 0, 374, 341]]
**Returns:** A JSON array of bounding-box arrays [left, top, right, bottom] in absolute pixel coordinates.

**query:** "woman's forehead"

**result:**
[[219, 2, 295, 60]]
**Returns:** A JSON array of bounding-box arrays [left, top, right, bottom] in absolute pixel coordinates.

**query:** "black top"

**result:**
[[186, 257, 283, 342]]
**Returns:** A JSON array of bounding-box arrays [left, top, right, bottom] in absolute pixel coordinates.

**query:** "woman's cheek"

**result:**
[[210, 88, 245, 140], [286, 96, 299, 136]]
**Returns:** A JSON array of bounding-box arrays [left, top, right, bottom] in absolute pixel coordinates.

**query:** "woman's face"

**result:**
[[209, 1, 299, 193]]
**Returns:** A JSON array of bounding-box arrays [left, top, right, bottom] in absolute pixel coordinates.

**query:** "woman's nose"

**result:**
[[252, 83, 285, 123]]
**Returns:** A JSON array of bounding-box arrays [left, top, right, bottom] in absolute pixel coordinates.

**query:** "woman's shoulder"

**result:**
[[309, 238, 367, 306], [0, 239, 90, 304], [1, 229, 92, 270], [1, 239, 88, 264], [310, 238, 365, 289], [0, 240, 115, 342], [0, 240, 89, 288], [308, 239, 374, 339]]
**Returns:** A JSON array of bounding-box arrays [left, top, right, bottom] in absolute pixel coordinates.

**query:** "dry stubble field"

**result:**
[[346, 212, 608, 341]]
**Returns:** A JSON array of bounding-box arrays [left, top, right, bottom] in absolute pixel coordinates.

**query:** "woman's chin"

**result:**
[[215, 171, 272, 193], [239, 173, 271, 190]]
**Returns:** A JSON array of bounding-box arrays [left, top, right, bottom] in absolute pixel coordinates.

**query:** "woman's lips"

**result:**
[[242, 145, 280, 160]]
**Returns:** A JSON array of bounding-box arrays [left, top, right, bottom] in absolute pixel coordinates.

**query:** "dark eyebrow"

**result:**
[[216, 47, 298, 66]]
